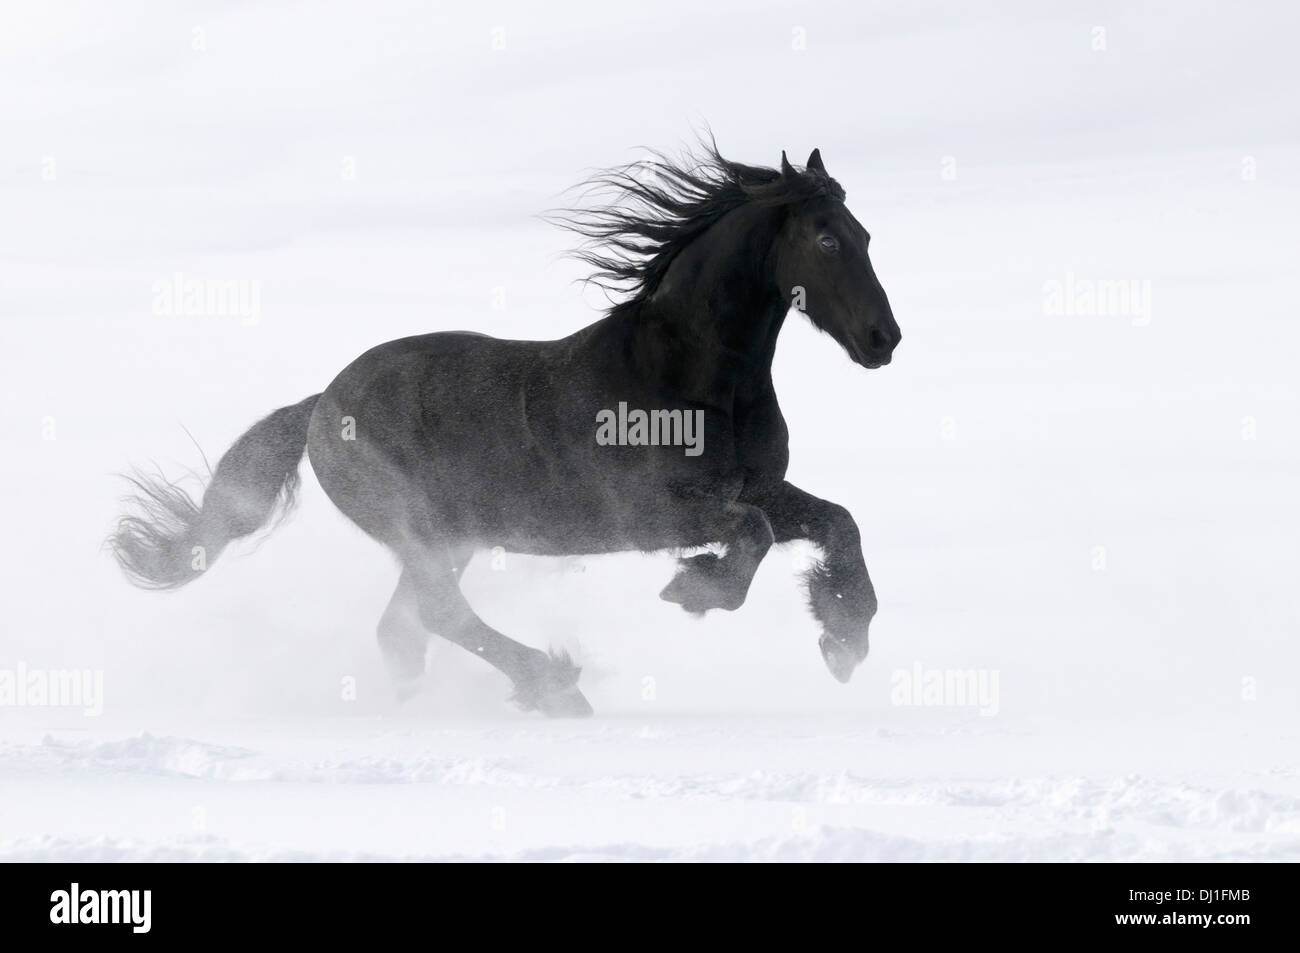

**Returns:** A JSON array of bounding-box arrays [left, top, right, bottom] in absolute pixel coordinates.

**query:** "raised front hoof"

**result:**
[[512, 650, 593, 718], [659, 555, 745, 614], [819, 632, 868, 684]]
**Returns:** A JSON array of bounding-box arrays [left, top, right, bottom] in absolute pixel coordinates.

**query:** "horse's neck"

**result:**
[[618, 286, 785, 403], [626, 210, 788, 402]]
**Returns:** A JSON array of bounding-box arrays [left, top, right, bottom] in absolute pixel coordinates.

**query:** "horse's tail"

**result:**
[[110, 394, 322, 590]]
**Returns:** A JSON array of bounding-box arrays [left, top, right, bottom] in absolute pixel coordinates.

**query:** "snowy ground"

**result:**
[[1, 1, 1298, 861], [3, 713, 1298, 861]]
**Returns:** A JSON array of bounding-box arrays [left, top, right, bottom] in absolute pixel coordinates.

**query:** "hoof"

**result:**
[[660, 554, 744, 613], [393, 677, 423, 703], [512, 650, 593, 717], [819, 632, 866, 684], [537, 684, 595, 719], [381, 641, 428, 698]]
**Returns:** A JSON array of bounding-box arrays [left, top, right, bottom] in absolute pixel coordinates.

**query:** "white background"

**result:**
[[1, 0, 1297, 859]]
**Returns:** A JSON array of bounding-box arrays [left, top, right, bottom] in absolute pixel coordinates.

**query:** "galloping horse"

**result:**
[[112, 144, 901, 716]]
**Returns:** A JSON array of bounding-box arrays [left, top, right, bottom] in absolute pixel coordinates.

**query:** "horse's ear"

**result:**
[[807, 148, 827, 175], [780, 150, 796, 179]]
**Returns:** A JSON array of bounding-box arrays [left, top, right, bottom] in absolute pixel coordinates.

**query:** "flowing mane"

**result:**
[[551, 141, 845, 307]]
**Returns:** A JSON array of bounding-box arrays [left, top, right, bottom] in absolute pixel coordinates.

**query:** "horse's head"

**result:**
[[772, 150, 901, 369]]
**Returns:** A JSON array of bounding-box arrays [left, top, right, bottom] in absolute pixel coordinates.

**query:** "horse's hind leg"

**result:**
[[398, 548, 593, 718], [377, 555, 468, 698], [377, 570, 426, 697]]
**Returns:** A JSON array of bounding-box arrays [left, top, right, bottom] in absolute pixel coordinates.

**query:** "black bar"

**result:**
[[0, 862, 1284, 941]]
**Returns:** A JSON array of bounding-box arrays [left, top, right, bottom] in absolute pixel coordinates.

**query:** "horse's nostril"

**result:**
[[868, 327, 889, 352]]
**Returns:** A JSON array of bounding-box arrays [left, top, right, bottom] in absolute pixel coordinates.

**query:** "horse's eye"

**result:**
[[818, 234, 839, 253]]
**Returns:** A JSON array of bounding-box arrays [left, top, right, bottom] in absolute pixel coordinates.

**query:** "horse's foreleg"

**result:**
[[747, 481, 877, 682], [659, 500, 774, 613], [399, 549, 593, 718]]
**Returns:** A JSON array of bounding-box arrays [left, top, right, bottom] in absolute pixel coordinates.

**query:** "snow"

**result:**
[[1, 0, 1298, 861], [3, 715, 1297, 861]]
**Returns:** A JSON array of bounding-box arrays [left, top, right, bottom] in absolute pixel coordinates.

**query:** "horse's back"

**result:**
[[306, 323, 731, 555], [306, 330, 567, 546]]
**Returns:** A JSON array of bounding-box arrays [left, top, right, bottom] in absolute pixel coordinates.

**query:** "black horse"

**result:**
[[112, 144, 901, 717]]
